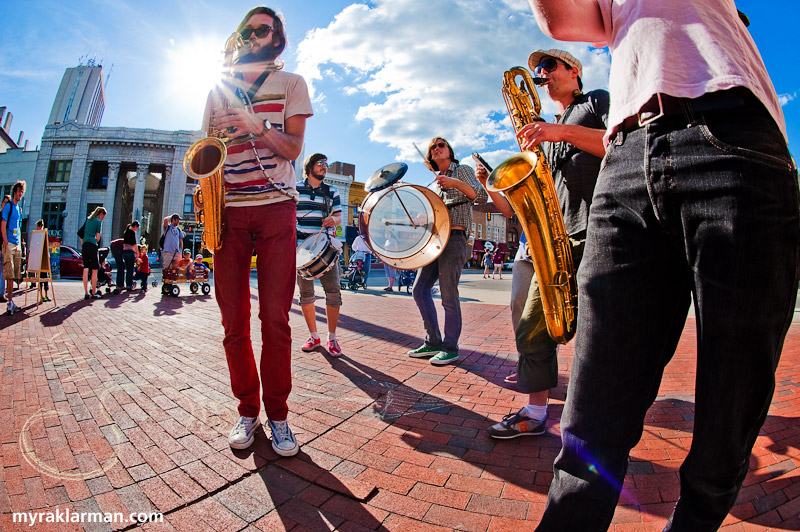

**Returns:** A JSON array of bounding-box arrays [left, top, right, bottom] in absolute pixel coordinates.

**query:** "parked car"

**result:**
[[503, 259, 514, 270], [58, 245, 112, 278]]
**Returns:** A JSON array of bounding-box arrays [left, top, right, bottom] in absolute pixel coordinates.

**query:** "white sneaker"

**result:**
[[268, 419, 299, 457], [228, 416, 260, 449]]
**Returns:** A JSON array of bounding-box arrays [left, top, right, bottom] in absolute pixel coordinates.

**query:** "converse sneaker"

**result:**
[[301, 337, 321, 352], [228, 416, 260, 449], [407, 345, 440, 358], [9, 301, 21, 314], [504, 372, 518, 384], [268, 419, 299, 457], [430, 351, 459, 366], [488, 409, 546, 439], [327, 339, 342, 358], [92, 291, 103, 299]]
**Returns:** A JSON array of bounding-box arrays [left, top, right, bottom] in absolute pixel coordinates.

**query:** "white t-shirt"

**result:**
[[203, 69, 313, 207], [595, 0, 786, 143], [352, 235, 372, 254]]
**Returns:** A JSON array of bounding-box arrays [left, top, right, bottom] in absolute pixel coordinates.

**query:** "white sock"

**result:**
[[523, 404, 547, 421], [328, 332, 337, 341], [309, 332, 320, 340]]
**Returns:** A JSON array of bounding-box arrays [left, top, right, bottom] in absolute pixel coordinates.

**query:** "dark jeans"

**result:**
[[133, 271, 149, 290], [412, 230, 469, 353], [537, 100, 800, 531], [122, 249, 136, 289], [111, 247, 124, 286]]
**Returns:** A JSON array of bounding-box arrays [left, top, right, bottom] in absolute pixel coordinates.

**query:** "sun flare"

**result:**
[[164, 36, 227, 115]]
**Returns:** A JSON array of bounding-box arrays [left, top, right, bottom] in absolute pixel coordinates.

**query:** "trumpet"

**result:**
[[487, 67, 578, 344]]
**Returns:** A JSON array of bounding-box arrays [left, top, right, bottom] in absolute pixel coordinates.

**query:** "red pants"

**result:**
[[214, 201, 296, 420]]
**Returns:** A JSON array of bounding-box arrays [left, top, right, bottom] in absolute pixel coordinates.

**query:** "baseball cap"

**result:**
[[195, 254, 203, 260], [183, 249, 191, 254], [171, 213, 182, 220], [528, 49, 583, 79]]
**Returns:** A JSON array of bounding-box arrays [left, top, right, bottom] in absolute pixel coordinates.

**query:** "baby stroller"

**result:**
[[96, 247, 114, 293], [397, 268, 416, 294], [340, 251, 368, 291]]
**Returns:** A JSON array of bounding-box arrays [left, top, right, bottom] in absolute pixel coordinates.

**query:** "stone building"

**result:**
[[23, 64, 202, 250]]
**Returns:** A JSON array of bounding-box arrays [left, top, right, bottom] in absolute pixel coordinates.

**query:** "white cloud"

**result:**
[[778, 92, 797, 106], [296, 0, 610, 161]]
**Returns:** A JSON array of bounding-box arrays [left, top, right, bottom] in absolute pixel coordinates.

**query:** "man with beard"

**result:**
[[296, 153, 344, 357], [477, 49, 608, 439], [203, 6, 312, 457]]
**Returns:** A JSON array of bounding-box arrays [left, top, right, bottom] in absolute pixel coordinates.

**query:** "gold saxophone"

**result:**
[[487, 67, 577, 343], [182, 33, 249, 254]]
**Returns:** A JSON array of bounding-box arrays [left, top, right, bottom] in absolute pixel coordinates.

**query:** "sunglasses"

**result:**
[[240, 25, 275, 40], [431, 141, 447, 150], [533, 58, 571, 77], [315, 160, 328, 167]]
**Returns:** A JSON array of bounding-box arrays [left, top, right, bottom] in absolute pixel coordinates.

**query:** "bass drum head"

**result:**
[[360, 184, 450, 270]]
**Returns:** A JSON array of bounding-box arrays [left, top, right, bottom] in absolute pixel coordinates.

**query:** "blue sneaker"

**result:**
[[268, 419, 299, 457]]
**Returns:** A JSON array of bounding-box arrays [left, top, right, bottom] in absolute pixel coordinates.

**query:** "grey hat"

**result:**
[[528, 48, 583, 79]]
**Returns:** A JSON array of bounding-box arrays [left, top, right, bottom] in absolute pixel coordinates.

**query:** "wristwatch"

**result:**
[[257, 120, 272, 137]]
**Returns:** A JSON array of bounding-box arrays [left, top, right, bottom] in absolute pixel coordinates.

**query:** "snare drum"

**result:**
[[359, 163, 450, 270], [296, 231, 339, 280]]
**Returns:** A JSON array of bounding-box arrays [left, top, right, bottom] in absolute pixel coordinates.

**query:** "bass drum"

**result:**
[[296, 231, 339, 280], [359, 184, 450, 270]]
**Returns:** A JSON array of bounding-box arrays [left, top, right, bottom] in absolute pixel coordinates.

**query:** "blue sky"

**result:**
[[1, 0, 797, 187]]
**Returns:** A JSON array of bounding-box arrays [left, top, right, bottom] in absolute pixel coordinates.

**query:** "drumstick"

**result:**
[[413, 143, 440, 189], [391, 189, 418, 229]]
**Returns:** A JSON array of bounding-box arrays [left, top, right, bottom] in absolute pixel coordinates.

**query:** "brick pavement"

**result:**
[[0, 281, 798, 531]]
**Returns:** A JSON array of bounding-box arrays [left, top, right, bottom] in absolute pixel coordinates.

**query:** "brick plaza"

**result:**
[[1, 279, 798, 531]]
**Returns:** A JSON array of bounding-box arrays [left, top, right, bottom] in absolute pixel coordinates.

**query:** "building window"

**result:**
[[508, 229, 517, 244], [471, 223, 475, 234], [477, 224, 482, 239], [184, 195, 194, 214], [87, 161, 109, 189], [41, 202, 66, 240], [47, 160, 72, 183]]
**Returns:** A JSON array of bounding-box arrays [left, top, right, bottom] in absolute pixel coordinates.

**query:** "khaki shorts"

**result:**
[[3, 242, 21, 280]]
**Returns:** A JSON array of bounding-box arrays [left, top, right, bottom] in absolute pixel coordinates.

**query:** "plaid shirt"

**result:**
[[439, 162, 487, 237]]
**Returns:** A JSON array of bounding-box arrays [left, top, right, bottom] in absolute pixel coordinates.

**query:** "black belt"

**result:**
[[620, 87, 754, 132]]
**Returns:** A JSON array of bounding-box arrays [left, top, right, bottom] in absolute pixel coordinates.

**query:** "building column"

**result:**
[[102, 162, 120, 245], [65, 141, 90, 247], [132, 163, 149, 227]]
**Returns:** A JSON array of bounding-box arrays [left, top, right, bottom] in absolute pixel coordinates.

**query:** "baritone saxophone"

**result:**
[[182, 33, 251, 254], [487, 67, 577, 343]]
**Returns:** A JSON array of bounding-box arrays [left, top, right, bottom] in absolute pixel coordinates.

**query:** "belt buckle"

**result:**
[[638, 93, 664, 127]]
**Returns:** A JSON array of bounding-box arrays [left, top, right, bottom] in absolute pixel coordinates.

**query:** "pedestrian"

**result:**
[[2, 182, 25, 314], [407, 136, 487, 366], [296, 153, 344, 357], [121, 220, 140, 291], [204, 5, 312, 456], [492, 247, 504, 279], [382, 229, 399, 292], [351, 232, 372, 280], [82, 206, 107, 300], [161, 214, 185, 273], [133, 245, 151, 292], [0, 195, 10, 303], [526, 2, 799, 530], [482, 249, 493, 278]]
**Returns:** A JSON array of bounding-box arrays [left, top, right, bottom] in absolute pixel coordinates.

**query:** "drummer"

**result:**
[[408, 137, 487, 365], [296, 153, 344, 358]]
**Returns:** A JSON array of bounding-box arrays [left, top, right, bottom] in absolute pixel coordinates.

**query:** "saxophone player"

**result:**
[[203, 6, 312, 456], [407, 137, 487, 366], [476, 49, 608, 439]]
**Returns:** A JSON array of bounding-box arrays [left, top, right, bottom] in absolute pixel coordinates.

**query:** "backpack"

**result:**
[[77, 221, 86, 240], [159, 231, 166, 250]]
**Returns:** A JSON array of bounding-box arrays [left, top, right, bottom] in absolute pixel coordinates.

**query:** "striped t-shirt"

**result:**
[[296, 180, 342, 241], [203, 70, 313, 207]]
